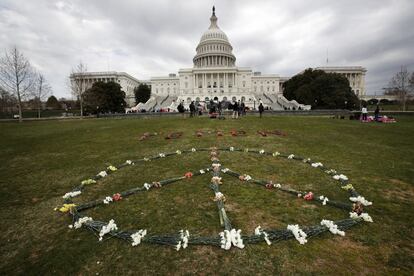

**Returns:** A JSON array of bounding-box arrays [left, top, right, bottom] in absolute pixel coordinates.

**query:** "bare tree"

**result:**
[[387, 66, 413, 111], [70, 62, 88, 117], [31, 73, 52, 118], [0, 47, 35, 122]]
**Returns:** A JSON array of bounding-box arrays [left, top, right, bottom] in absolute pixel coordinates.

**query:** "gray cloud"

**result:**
[[0, 0, 413, 98]]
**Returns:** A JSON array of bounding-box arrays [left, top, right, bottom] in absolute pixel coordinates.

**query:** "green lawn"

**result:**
[[0, 115, 413, 275]]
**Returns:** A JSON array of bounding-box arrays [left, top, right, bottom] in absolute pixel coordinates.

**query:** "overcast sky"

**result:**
[[1, 0, 413, 98]]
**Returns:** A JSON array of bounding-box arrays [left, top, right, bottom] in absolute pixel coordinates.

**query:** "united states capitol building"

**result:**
[[71, 7, 367, 111]]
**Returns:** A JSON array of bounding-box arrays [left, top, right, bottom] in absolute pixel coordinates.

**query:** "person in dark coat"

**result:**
[[374, 105, 380, 121], [189, 101, 195, 117], [240, 101, 246, 116], [177, 101, 185, 117], [259, 103, 264, 118], [232, 101, 239, 119]]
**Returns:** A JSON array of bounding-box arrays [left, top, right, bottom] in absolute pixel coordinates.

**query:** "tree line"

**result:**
[[283, 67, 414, 110], [0, 47, 52, 121]]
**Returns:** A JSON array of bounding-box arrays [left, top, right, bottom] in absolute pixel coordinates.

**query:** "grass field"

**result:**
[[0, 115, 413, 275]]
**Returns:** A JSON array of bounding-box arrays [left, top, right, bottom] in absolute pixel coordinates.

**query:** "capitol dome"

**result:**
[[193, 7, 236, 68]]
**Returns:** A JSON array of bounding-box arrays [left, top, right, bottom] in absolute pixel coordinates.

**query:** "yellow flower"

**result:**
[[57, 204, 77, 213], [81, 179, 96, 185], [107, 165, 117, 171], [341, 184, 354, 191]]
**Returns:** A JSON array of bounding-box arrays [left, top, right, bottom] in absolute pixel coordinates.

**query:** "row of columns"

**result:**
[[194, 56, 234, 67], [192, 72, 237, 90]]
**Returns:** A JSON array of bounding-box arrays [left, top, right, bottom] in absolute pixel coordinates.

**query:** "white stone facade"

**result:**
[[315, 66, 367, 97], [70, 71, 146, 106], [149, 7, 289, 110]]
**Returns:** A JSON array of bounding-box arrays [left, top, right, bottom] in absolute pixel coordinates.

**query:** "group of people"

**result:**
[[361, 104, 381, 122], [177, 99, 266, 118], [229, 100, 246, 119]]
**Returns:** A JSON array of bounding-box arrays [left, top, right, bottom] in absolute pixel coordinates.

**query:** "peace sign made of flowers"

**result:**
[[56, 147, 373, 251]]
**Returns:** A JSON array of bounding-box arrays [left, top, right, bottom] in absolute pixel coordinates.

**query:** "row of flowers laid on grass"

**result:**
[[57, 146, 373, 250]]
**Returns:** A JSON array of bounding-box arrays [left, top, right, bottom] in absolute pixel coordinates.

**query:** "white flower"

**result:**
[[297, 193, 302, 198], [175, 241, 182, 251], [131, 229, 147, 246], [349, 212, 359, 219], [288, 154, 295, 159], [191, 148, 196, 152], [73, 217, 93, 229], [254, 226, 271, 245], [62, 190, 81, 199], [274, 183, 281, 188], [159, 153, 166, 158], [103, 196, 113, 204], [176, 150, 182, 155], [98, 219, 118, 241], [303, 158, 311, 163], [219, 229, 245, 250], [311, 162, 323, 168], [272, 152, 280, 156], [199, 169, 205, 174], [211, 176, 222, 184], [287, 224, 307, 245], [68, 224, 73, 229], [259, 149, 265, 154], [126, 160, 133, 165], [333, 174, 348, 181], [97, 171, 107, 178], [229, 147, 234, 151], [360, 213, 373, 222], [244, 148, 249, 152], [212, 163, 221, 169], [325, 169, 337, 175], [214, 192, 225, 201], [144, 157, 150, 162], [321, 220, 345, 236], [319, 195, 329, 205], [349, 212, 373, 222], [349, 196, 372, 206], [219, 231, 232, 250], [221, 168, 229, 173], [143, 183, 151, 190], [176, 229, 190, 250]]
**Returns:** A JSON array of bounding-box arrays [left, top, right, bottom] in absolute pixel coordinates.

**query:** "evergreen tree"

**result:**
[[83, 81, 126, 114], [46, 95, 61, 109], [134, 84, 151, 104], [283, 68, 359, 109]]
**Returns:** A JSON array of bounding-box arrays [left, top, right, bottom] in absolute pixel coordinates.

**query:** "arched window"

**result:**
[[196, 97, 200, 101], [241, 96, 246, 102], [205, 97, 209, 101], [187, 97, 191, 102]]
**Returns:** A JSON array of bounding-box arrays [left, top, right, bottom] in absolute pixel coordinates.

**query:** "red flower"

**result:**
[[304, 192, 314, 201], [112, 193, 122, 201], [184, 172, 193, 178], [265, 181, 273, 189]]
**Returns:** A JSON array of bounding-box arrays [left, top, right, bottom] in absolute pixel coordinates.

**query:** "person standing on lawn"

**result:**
[[232, 100, 239, 119], [189, 101, 195, 117], [361, 104, 368, 121], [259, 103, 264, 118], [178, 101, 185, 117], [374, 105, 380, 121]]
